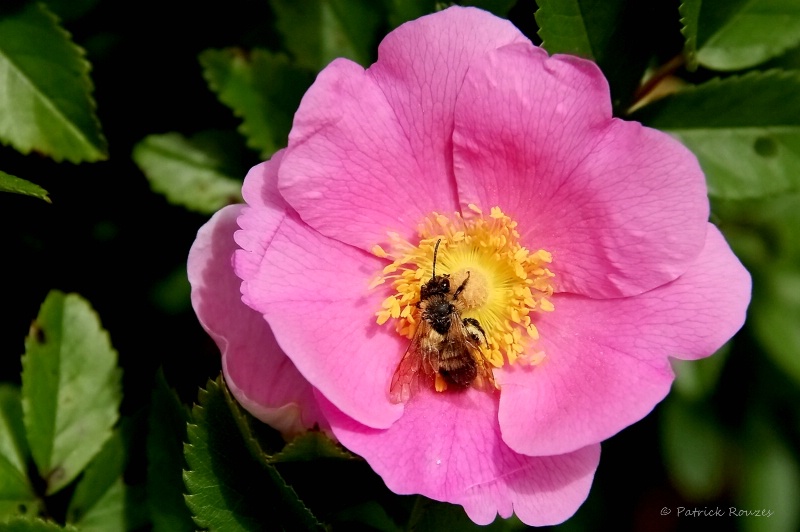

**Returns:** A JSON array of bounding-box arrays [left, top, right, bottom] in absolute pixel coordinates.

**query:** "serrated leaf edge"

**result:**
[[270, 431, 360, 464], [633, 68, 800, 127], [534, 0, 595, 61], [131, 133, 244, 213], [678, 0, 700, 71], [21, 290, 122, 495], [181, 376, 323, 530], [198, 48, 267, 157], [0, 3, 107, 163], [0, 170, 51, 203]]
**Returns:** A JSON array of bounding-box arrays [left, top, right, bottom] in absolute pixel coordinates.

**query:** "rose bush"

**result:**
[[188, 6, 751, 526]]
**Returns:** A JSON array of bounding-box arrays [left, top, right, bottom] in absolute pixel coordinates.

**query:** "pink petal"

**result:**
[[188, 205, 326, 437], [278, 6, 528, 252], [665, 227, 752, 360], [497, 225, 751, 456], [234, 208, 404, 429], [320, 388, 599, 526], [233, 151, 289, 284], [453, 43, 709, 298]]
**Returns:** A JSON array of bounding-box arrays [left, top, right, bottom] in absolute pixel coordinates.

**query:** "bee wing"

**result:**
[[446, 314, 482, 352], [472, 352, 497, 391], [389, 322, 436, 404], [451, 316, 496, 391]]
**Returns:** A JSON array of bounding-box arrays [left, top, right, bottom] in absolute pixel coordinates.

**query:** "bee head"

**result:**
[[420, 274, 450, 300], [419, 239, 451, 300]]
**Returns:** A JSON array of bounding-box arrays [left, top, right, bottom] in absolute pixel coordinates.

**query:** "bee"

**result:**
[[389, 239, 495, 403]]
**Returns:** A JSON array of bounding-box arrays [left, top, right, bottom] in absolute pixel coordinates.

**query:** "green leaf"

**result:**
[[534, 0, 654, 110], [762, 40, 800, 70], [132, 131, 244, 215], [751, 269, 800, 386], [146, 371, 194, 532], [660, 397, 728, 500], [738, 417, 800, 532], [21, 290, 122, 495], [218, 373, 287, 465], [0, 385, 40, 521], [679, 0, 702, 70], [409, 497, 527, 531], [270, 0, 383, 70], [334, 501, 402, 532], [41, 0, 100, 22], [409, 498, 478, 531], [200, 48, 313, 159], [183, 376, 324, 531], [149, 266, 192, 316], [68, 480, 128, 532], [535, 0, 596, 58], [695, 0, 800, 71], [630, 70, 800, 199], [66, 428, 147, 532], [0, 385, 31, 493], [0, 171, 50, 203], [671, 343, 730, 400], [385, 0, 434, 28], [711, 192, 800, 267], [462, 0, 517, 16], [0, 2, 107, 162], [0, 517, 77, 532], [271, 430, 358, 463]]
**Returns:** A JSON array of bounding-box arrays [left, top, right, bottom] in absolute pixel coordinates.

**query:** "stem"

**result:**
[[628, 54, 686, 113]]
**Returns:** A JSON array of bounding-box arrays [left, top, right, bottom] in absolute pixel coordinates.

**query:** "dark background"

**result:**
[[0, 1, 790, 531]]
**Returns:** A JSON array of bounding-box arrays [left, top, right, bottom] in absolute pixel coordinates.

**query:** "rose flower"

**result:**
[[188, 6, 751, 526]]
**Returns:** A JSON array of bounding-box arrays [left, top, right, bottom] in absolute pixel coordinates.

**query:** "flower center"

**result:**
[[371, 205, 555, 371]]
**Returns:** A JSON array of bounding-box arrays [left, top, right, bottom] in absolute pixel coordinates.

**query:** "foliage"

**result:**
[[1, 0, 799, 530]]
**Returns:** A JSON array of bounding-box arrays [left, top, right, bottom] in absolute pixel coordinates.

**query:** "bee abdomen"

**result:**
[[439, 347, 478, 388], [439, 363, 477, 388]]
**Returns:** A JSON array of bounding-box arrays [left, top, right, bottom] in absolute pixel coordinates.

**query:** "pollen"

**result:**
[[372, 205, 555, 371]]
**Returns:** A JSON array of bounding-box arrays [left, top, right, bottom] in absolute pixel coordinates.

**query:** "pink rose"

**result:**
[[188, 6, 751, 526]]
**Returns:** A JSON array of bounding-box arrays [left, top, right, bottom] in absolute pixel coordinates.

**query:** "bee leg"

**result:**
[[462, 317, 487, 347], [452, 271, 471, 299]]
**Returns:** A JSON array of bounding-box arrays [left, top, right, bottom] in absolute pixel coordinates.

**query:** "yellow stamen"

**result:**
[[372, 206, 555, 375], [434, 374, 447, 392]]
